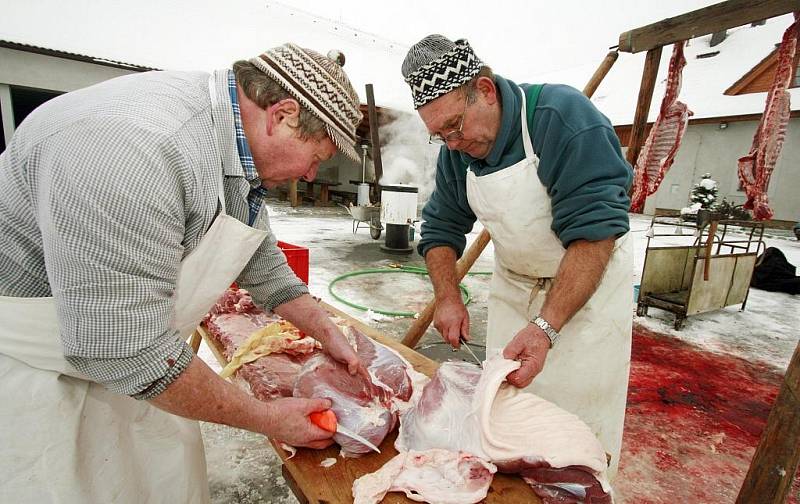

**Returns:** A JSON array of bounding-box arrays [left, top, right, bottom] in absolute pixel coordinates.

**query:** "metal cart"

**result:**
[[343, 204, 382, 239], [637, 210, 765, 329]]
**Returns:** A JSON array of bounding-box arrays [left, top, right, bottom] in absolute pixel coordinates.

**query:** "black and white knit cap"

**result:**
[[401, 35, 484, 109], [250, 43, 363, 162]]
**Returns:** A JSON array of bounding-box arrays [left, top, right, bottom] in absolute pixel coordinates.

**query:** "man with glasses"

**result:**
[[401, 35, 633, 478]]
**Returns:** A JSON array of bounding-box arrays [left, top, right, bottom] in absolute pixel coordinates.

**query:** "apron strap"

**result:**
[[518, 84, 543, 159], [207, 73, 227, 216]]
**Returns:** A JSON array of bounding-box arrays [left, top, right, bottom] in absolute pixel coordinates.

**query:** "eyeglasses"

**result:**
[[428, 93, 469, 145]]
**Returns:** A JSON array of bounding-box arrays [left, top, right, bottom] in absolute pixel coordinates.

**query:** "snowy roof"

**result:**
[[1, 2, 796, 120], [0, 40, 159, 72], [0, 0, 412, 111], [534, 14, 800, 125]]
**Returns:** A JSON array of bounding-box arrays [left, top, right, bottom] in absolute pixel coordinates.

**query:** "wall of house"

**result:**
[[0, 47, 142, 146], [642, 117, 799, 221], [317, 151, 369, 196], [0, 47, 138, 92]]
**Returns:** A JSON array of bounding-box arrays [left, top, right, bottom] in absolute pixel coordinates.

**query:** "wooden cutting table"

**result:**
[[198, 301, 541, 504]]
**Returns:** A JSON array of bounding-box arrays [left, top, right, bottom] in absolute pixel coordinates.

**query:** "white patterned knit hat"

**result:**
[[251, 43, 363, 162], [401, 35, 484, 109]]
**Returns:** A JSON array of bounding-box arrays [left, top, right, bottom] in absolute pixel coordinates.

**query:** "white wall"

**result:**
[[0, 47, 143, 143], [0, 47, 140, 92], [643, 117, 800, 221], [316, 152, 366, 195]]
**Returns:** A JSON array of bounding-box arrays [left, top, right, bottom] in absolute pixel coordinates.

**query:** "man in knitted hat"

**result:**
[[0, 44, 363, 501], [402, 35, 633, 478]]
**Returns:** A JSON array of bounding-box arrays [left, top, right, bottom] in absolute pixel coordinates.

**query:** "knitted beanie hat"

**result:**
[[401, 35, 484, 109], [251, 44, 363, 162]]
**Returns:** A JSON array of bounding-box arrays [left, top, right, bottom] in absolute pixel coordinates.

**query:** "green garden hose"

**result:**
[[327, 265, 491, 317]]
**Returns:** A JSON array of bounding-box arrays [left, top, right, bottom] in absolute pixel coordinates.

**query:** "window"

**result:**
[[10, 86, 63, 127]]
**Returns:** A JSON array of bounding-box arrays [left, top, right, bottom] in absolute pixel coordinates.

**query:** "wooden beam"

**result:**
[[618, 0, 799, 53], [625, 46, 663, 168], [736, 341, 800, 503], [582, 50, 619, 98], [365, 84, 383, 203]]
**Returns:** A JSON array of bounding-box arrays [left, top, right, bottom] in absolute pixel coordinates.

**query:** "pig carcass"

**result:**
[[397, 357, 613, 503], [352, 449, 497, 504], [294, 324, 427, 456], [203, 288, 427, 455], [737, 15, 798, 220]]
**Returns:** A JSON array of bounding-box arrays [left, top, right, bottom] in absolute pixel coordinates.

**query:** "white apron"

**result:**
[[465, 87, 632, 478], [0, 76, 268, 503]]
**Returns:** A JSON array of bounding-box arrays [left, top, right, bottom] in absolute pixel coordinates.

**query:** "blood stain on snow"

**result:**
[[616, 324, 799, 503]]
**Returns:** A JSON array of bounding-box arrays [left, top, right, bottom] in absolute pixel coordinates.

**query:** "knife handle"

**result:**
[[310, 409, 338, 432]]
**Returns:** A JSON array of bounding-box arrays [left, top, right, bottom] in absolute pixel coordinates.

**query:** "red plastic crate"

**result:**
[[277, 240, 309, 285]]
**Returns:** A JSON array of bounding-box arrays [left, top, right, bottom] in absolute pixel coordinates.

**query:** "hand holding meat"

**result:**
[[274, 294, 364, 376], [318, 324, 364, 376], [501, 324, 550, 388], [433, 296, 470, 348], [265, 397, 336, 449]]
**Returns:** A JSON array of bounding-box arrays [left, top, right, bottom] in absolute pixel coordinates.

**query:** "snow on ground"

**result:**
[[628, 213, 800, 372], [265, 203, 799, 373], [199, 201, 799, 503]]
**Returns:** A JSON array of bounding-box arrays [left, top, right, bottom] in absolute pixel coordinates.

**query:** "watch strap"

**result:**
[[532, 315, 559, 348]]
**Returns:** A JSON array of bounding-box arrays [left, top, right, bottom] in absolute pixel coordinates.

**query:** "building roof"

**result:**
[[0, 40, 159, 72]]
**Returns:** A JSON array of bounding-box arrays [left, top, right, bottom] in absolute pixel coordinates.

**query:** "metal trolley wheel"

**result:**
[[369, 215, 382, 240]]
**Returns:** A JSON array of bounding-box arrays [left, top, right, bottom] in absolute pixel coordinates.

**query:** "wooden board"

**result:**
[[618, 0, 798, 53], [640, 246, 693, 295], [198, 301, 541, 504]]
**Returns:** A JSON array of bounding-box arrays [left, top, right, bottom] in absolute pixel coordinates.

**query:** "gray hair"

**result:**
[[461, 66, 496, 104], [232, 60, 326, 141]]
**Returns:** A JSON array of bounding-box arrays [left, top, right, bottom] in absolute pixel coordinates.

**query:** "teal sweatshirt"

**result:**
[[418, 75, 632, 258]]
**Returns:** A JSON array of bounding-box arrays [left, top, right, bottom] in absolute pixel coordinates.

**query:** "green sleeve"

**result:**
[[531, 85, 632, 246], [417, 150, 477, 258]]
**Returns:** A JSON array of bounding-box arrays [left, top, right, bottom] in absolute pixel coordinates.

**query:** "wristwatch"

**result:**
[[531, 316, 560, 348]]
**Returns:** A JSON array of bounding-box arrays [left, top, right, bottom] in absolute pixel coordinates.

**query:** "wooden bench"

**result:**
[[328, 188, 358, 206], [303, 180, 342, 206], [275, 181, 305, 207]]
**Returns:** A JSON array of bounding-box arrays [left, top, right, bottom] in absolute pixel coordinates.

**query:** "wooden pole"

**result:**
[[289, 180, 299, 207], [703, 220, 718, 281], [401, 230, 491, 347], [365, 84, 383, 203], [401, 52, 621, 349], [625, 46, 663, 169], [583, 50, 619, 99], [736, 341, 800, 503]]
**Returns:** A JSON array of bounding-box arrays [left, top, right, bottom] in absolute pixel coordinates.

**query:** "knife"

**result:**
[[457, 337, 483, 368], [310, 410, 381, 453]]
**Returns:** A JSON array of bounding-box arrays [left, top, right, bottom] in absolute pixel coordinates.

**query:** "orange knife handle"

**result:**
[[309, 409, 337, 432]]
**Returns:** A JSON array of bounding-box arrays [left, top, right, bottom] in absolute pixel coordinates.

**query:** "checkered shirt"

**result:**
[[227, 71, 269, 226], [0, 70, 308, 399]]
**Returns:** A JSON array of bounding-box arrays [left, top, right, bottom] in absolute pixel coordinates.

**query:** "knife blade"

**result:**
[[459, 337, 483, 368], [334, 424, 382, 453], [310, 410, 381, 453]]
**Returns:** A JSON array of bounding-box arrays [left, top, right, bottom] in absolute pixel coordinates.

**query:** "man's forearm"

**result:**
[[539, 237, 615, 331], [149, 355, 274, 434], [424, 246, 462, 302], [273, 293, 338, 344]]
